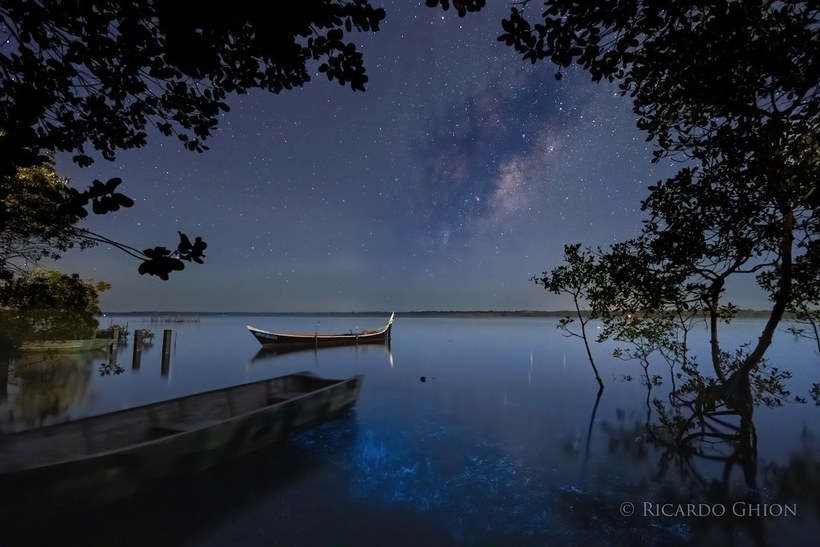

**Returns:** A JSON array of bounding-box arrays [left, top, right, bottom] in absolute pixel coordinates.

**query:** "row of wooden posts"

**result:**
[[103, 329, 173, 376], [0, 329, 177, 402], [127, 328, 173, 376]]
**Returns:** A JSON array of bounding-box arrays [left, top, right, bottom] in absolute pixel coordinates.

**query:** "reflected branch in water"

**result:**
[[98, 360, 125, 376], [582, 384, 604, 474], [591, 372, 806, 545], [0, 360, 9, 403]]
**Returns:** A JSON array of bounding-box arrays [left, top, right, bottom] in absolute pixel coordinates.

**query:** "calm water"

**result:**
[[1, 315, 819, 546]]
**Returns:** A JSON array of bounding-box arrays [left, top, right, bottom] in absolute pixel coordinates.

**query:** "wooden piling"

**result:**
[[108, 326, 119, 366], [132, 329, 143, 370], [161, 329, 172, 376]]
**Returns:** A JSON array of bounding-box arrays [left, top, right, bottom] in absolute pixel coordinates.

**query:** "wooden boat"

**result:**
[[0, 371, 363, 506], [247, 312, 394, 349]]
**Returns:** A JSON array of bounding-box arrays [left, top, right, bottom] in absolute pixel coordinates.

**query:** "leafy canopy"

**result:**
[[0, 0, 386, 172], [0, 270, 109, 354], [0, 0, 386, 278], [442, 1, 820, 387], [0, 161, 93, 277]]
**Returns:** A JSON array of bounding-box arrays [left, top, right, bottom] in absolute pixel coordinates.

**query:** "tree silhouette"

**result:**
[[533, 243, 605, 389], [0, 270, 110, 356], [0, 0, 386, 278], [439, 1, 819, 388], [0, 161, 93, 277]]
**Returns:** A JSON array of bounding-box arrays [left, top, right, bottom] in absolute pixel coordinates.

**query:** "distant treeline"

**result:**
[[101, 309, 780, 319]]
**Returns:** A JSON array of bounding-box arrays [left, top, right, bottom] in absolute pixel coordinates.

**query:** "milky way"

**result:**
[[52, 2, 717, 312]]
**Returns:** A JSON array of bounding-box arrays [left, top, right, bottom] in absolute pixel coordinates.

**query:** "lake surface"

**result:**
[[2, 314, 819, 546]]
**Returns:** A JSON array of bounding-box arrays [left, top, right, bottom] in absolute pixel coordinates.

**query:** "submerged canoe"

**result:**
[[0, 371, 363, 505], [247, 313, 394, 349]]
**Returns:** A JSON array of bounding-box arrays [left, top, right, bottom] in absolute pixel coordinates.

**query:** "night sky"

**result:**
[[51, 3, 737, 313]]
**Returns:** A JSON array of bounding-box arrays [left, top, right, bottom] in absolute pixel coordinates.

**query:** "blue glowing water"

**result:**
[[2, 315, 818, 546]]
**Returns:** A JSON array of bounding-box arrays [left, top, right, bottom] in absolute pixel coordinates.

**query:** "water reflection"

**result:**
[[2, 350, 99, 431], [0, 316, 816, 546], [250, 344, 328, 362], [0, 361, 9, 404], [344, 421, 555, 545], [584, 360, 820, 546], [582, 386, 604, 473], [2, 414, 362, 546], [250, 341, 393, 368]]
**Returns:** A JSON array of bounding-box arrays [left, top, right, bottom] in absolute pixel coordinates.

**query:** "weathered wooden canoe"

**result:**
[[0, 371, 363, 505], [247, 313, 394, 349]]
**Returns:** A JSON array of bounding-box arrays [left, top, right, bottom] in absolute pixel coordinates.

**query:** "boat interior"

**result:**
[[0, 373, 345, 474]]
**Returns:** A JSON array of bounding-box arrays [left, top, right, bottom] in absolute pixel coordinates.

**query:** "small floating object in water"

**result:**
[[420, 376, 426, 382]]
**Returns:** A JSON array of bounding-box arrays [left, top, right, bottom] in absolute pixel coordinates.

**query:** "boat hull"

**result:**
[[0, 372, 362, 507]]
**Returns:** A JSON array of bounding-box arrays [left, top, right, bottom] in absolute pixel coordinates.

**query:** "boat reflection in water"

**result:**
[[1, 315, 817, 546], [250, 338, 393, 366]]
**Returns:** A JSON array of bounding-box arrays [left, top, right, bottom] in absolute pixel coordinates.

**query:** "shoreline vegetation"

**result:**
[[101, 309, 780, 319]]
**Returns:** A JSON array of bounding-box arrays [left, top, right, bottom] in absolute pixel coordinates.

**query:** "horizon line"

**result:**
[[100, 309, 774, 316]]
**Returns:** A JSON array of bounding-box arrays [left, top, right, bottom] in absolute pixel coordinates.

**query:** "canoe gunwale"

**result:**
[[0, 371, 363, 477]]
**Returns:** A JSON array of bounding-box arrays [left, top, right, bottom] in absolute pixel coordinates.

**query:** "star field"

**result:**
[[53, 3, 692, 312]]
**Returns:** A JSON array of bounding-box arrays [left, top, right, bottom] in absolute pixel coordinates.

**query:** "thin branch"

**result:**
[[70, 227, 146, 261]]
